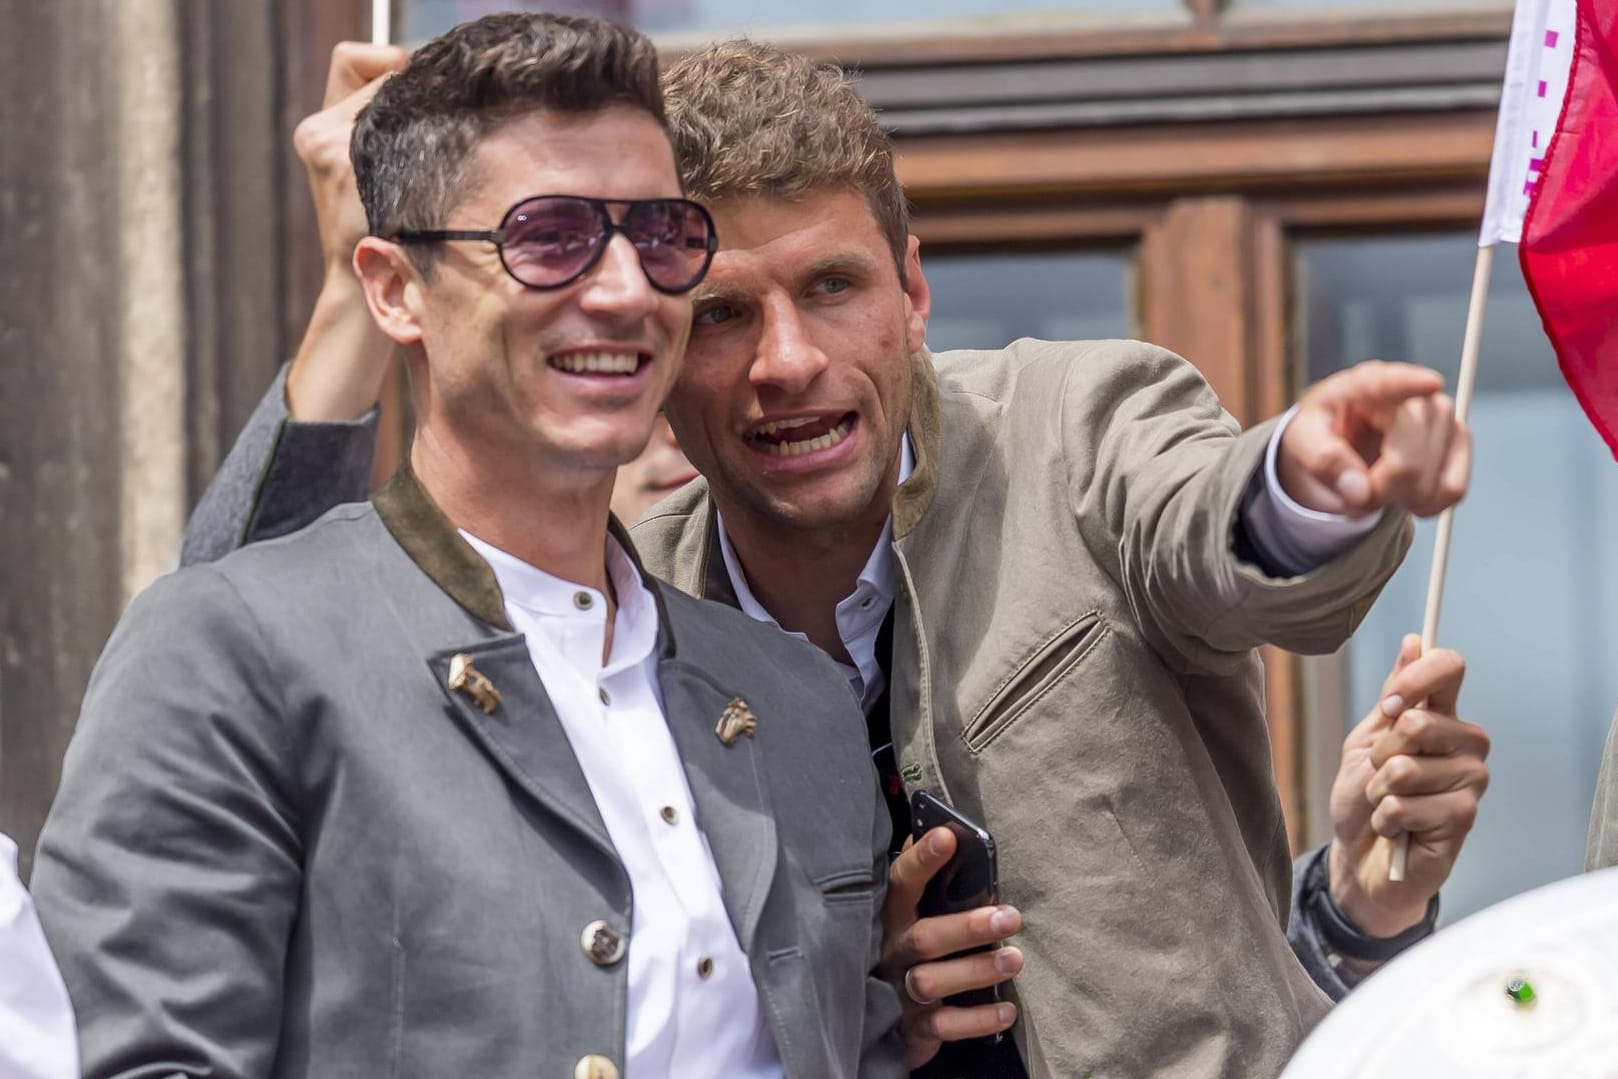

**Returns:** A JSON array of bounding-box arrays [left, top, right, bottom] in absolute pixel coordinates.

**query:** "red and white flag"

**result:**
[[1481, 0, 1578, 245], [1510, 0, 1618, 455]]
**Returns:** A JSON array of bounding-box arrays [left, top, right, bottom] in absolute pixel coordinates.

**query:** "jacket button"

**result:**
[[696, 956, 714, 979], [574, 1055, 619, 1079], [573, 591, 594, 610], [581, 920, 626, 967]]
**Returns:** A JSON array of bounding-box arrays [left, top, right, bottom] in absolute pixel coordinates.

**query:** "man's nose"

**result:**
[[579, 234, 657, 318], [750, 295, 829, 394]]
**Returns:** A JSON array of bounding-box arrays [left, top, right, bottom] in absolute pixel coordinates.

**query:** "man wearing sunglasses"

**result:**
[[171, 29, 1488, 1079], [31, 15, 905, 1079]]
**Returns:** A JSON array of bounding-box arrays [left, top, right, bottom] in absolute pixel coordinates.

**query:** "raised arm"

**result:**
[[181, 43, 404, 565]]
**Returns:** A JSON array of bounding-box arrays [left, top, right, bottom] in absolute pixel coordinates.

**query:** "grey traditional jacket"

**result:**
[[34, 465, 904, 1079], [178, 347, 1419, 1078], [1590, 709, 1618, 869]]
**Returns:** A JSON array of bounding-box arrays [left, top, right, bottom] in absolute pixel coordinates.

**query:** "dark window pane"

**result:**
[[1298, 233, 1618, 923], [923, 248, 1135, 353]]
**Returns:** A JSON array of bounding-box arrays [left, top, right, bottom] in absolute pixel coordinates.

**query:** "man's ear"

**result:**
[[353, 237, 426, 346], [901, 234, 931, 355]]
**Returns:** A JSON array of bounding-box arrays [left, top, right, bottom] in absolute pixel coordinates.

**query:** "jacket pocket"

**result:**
[[962, 611, 1109, 753]]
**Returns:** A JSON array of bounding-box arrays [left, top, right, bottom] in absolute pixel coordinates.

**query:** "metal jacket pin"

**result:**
[[716, 698, 758, 745], [448, 653, 502, 714]]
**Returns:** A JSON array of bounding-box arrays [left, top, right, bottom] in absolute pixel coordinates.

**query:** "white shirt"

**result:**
[[0, 834, 78, 1079], [718, 426, 1382, 708], [461, 533, 780, 1079]]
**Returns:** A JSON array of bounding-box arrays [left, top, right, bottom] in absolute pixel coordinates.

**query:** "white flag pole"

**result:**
[[1386, 0, 1575, 882], [372, 0, 392, 46], [1390, 244, 1494, 882]]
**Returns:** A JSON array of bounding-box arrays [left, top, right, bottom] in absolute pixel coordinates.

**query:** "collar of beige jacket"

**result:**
[[373, 458, 674, 657], [893, 348, 941, 541]]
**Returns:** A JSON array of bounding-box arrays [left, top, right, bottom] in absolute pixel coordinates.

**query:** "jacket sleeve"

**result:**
[[860, 774, 907, 1077], [180, 362, 377, 566], [31, 568, 302, 1079], [1589, 709, 1618, 869], [1061, 341, 1413, 675]]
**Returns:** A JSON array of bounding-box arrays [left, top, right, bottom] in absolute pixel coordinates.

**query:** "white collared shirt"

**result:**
[[719, 438, 915, 713], [717, 426, 1381, 710], [461, 532, 780, 1079], [0, 834, 78, 1079]]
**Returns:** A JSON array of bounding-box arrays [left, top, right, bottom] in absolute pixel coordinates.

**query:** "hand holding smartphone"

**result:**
[[909, 791, 1002, 1012]]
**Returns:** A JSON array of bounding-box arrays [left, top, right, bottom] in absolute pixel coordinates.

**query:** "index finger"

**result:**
[[1325, 360, 1445, 413], [1382, 647, 1465, 716], [324, 42, 409, 107]]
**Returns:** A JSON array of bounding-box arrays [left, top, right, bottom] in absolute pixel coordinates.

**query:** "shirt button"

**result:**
[[696, 956, 714, 979], [660, 805, 679, 825], [574, 1056, 619, 1079], [860, 596, 875, 610], [573, 591, 594, 611], [581, 920, 626, 967], [598, 687, 612, 706]]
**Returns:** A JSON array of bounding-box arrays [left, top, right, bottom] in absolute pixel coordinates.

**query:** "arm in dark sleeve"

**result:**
[[1288, 843, 1436, 1002], [181, 362, 377, 565], [31, 568, 303, 1078]]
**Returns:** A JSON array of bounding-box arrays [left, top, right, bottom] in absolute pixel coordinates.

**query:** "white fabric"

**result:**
[[718, 435, 915, 712], [460, 533, 779, 1079], [0, 834, 78, 1079], [1243, 407, 1384, 576], [1480, 0, 1579, 246], [1282, 867, 1618, 1077]]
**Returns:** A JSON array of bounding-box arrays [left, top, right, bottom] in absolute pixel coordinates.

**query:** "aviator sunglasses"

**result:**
[[392, 194, 719, 294]]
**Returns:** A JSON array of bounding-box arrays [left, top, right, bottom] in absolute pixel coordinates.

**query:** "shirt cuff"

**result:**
[[1241, 407, 1383, 576]]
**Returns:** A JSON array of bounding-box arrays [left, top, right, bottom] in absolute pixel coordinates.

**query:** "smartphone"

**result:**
[[910, 790, 1002, 1014]]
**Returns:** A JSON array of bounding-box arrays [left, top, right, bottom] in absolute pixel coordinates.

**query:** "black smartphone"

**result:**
[[910, 790, 1001, 1013]]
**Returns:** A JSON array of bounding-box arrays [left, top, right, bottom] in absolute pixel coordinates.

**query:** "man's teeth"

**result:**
[[550, 352, 640, 374], [755, 416, 821, 436], [755, 418, 852, 456]]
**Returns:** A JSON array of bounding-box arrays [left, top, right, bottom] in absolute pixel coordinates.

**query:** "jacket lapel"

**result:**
[[375, 462, 617, 862], [427, 638, 616, 860], [657, 654, 778, 954]]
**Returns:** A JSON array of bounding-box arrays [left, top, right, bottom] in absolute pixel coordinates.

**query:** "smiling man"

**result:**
[[30, 17, 903, 1079], [174, 32, 1490, 1079]]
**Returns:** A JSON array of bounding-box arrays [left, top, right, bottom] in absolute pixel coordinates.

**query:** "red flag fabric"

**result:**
[[1521, 0, 1618, 457]]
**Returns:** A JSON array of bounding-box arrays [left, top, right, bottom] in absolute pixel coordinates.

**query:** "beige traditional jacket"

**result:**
[[633, 339, 1412, 1079]]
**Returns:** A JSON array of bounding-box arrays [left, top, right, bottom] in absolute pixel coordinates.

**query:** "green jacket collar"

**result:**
[[373, 459, 673, 655]]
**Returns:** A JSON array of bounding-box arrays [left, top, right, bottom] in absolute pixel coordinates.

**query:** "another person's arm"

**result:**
[[182, 43, 403, 566], [1292, 637, 1488, 996], [0, 835, 78, 1079]]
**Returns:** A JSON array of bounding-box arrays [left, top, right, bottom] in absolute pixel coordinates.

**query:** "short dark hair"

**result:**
[[352, 13, 666, 270]]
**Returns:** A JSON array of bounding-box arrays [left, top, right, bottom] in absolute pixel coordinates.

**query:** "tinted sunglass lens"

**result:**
[[501, 198, 604, 287], [626, 200, 713, 292]]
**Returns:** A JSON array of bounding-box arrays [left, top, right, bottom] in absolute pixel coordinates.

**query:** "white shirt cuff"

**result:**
[[1242, 407, 1383, 576]]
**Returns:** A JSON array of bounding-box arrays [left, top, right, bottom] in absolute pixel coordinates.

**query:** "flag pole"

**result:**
[[1389, 242, 1495, 883], [372, 0, 392, 46]]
